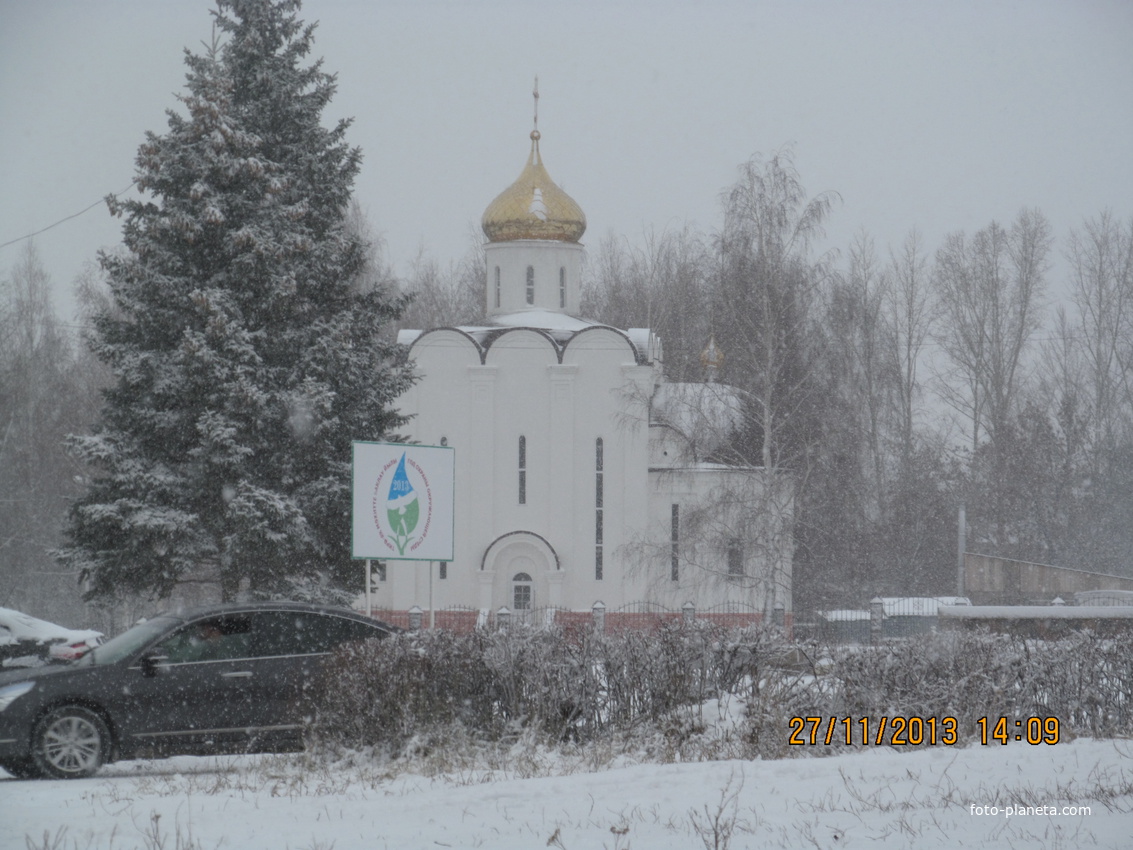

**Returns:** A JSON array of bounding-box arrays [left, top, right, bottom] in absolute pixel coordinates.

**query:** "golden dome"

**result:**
[[700, 334, 724, 379], [481, 132, 586, 243]]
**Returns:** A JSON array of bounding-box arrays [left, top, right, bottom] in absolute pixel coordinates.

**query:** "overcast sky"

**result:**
[[2, 0, 1131, 322]]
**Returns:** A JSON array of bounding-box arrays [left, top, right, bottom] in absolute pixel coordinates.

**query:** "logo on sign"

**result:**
[[372, 452, 434, 555]]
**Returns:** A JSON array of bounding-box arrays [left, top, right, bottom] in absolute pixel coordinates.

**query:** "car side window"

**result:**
[[253, 612, 386, 657], [154, 616, 253, 664]]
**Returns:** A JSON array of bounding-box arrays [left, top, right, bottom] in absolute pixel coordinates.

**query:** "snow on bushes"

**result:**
[[309, 624, 1133, 764]]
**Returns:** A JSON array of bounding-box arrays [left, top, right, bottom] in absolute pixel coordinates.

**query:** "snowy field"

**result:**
[[3, 738, 1131, 850]]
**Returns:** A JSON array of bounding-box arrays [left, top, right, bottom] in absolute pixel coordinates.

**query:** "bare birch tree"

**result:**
[[714, 148, 838, 472]]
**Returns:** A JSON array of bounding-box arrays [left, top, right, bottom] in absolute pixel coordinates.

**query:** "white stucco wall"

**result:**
[[384, 322, 665, 614], [382, 317, 792, 617], [645, 465, 793, 614]]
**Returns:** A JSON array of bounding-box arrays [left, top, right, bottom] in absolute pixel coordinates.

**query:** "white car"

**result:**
[[0, 608, 104, 666]]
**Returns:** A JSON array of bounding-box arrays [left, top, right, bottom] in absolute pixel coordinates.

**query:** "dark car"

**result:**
[[0, 602, 396, 779]]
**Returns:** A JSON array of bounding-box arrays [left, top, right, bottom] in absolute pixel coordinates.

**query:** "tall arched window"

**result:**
[[559, 266, 566, 308], [595, 438, 604, 580], [727, 538, 744, 578], [494, 266, 501, 308], [525, 265, 535, 305], [512, 572, 533, 610], [518, 436, 527, 505]]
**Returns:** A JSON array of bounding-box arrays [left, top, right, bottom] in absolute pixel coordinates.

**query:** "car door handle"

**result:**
[[220, 671, 253, 679]]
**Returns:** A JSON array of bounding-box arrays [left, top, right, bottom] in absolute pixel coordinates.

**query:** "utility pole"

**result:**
[[957, 505, 966, 597]]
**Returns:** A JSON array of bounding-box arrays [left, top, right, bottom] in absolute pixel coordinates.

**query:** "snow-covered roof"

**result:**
[[490, 309, 599, 332], [400, 312, 656, 363], [650, 381, 744, 458], [1073, 590, 1133, 606], [627, 328, 661, 363], [818, 597, 971, 621], [940, 605, 1133, 619], [819, 609, 871, 622], [879, 597, 970, 616]]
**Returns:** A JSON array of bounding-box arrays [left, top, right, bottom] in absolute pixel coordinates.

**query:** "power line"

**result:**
[[0, 181, 138, 251]]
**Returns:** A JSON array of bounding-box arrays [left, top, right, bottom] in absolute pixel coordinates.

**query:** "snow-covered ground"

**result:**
[[3, 738, 1131, 849]]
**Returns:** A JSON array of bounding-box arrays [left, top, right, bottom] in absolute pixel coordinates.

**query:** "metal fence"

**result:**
[[366, 601, 784, 633]]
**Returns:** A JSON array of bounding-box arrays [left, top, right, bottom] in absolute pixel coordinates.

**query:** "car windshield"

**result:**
[[85, 616, 181, 666]]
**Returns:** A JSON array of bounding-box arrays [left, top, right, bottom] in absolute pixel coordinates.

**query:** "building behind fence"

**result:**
[[963, 553, 1133, 604], [815, 597, 970, 644], [368, 600, 789, 634], [811, 591, 1133, 643]]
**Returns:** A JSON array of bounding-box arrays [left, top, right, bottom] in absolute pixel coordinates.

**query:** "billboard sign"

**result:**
[[352, 442, 455, 561]]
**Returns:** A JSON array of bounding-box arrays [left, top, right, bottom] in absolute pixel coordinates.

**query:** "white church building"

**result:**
[[377, 113, 793, 628]]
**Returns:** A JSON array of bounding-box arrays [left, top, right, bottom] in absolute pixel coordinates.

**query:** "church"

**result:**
[[376, 103, 793, 628]]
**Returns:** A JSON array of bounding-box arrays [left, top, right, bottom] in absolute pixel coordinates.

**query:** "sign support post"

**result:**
[[365, 559, 372, 616], [428, 561, 435, 629]]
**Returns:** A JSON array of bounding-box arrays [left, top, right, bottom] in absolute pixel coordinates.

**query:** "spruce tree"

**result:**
[[60, 0, 413, 602]]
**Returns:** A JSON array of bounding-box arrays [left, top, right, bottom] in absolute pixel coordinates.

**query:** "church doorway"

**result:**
[[480, 531, 560, 611], [512, 571, 534, 610]]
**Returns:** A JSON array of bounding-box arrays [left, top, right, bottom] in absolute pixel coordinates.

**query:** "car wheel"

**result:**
[[0, 757, 42, 779], [31, 706, 110, 779]]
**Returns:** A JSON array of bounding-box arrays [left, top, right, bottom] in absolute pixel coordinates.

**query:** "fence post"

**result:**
[[592, 600, 606, 632], [682, 601, 696, 626], [408, 605, 423, 632], [496, 606, 511, 630], [869, 597, 884, 645]]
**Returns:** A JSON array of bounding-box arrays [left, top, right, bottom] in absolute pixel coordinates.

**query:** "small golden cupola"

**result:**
[[481, 79, 586, 244], [700, 334, 724, 382]]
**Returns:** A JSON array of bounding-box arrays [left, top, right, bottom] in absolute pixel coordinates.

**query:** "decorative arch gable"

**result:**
[[483, 327, 561, 366], [561, 326, 645, 365], [481, 530, 561, 572], [408, 327, 485, 366]]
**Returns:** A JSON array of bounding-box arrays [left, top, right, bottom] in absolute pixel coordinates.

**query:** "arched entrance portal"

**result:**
[[479, 531, 561, 611]]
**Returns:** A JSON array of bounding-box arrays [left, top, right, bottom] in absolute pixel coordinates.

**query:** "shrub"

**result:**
[[309, 625, 1133, 764]]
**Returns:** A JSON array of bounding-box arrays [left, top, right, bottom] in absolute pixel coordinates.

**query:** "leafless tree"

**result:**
[[581, 230, 650, 328], [713, 147, 838, 473], [0, 244, 94, 623], [582, 226, 713, 382], [885, 229, 935, 465], [344, 199, 398, 297], [397, 235, 486, 331], [828, 231, 890, 516], [620, 466, 796, 617], [932, 209, 1051, 451], [1065, 211, 1133, 467], [933, 209, 1051, 550]]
